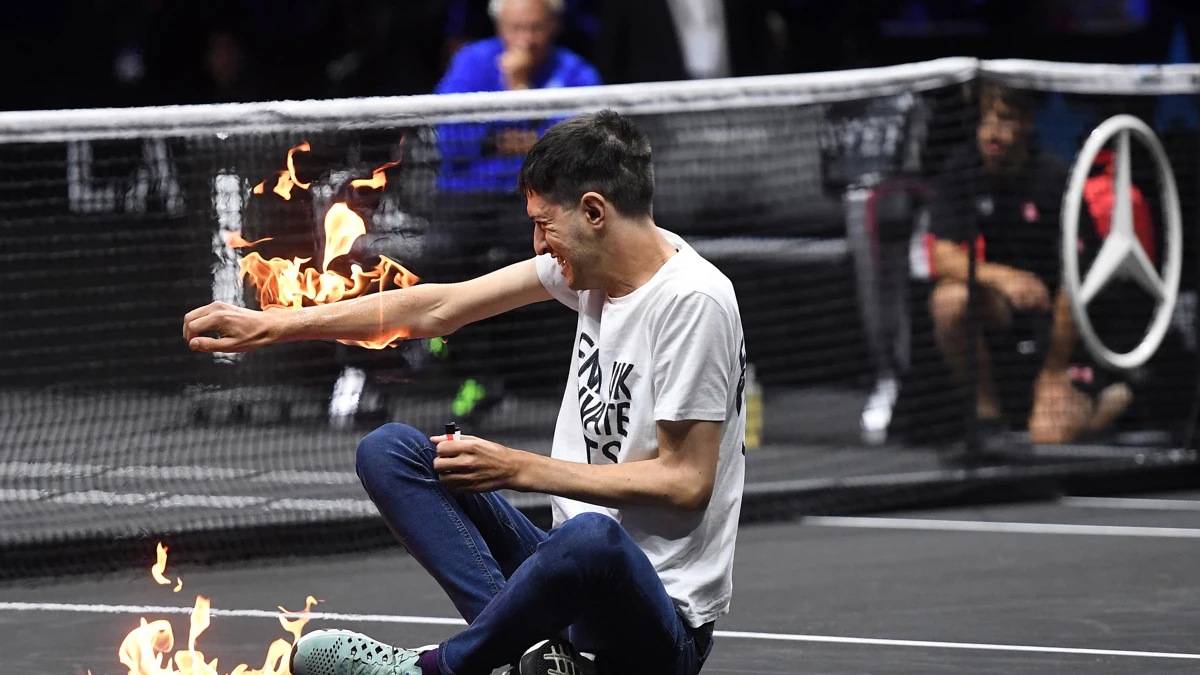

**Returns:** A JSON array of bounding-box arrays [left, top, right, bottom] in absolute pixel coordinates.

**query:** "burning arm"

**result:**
[[183, 286, 448, 353], [184, 258, 553, 353]]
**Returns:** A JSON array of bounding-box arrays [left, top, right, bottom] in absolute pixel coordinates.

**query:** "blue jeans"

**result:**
[[356, 423, 714, 675]]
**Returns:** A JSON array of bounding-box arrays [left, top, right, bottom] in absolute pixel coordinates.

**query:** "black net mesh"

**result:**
[[1, 59, 1197, 577]]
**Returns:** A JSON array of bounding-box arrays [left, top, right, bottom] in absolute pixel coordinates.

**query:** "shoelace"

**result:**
[[340, 645, 414, 675], [340, 656, 411, 675], [542, 644, 582, 675]]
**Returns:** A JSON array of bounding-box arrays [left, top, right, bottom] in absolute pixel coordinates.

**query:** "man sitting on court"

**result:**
[[928, 82, 1130, 445], [184, 111, 747, 675]]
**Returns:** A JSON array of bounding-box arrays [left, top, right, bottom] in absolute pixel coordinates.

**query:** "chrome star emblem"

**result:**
[[1062, 115, 1183, 370]]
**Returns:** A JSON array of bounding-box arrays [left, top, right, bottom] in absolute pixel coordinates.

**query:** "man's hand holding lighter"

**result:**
[[432, 429, 528, 493]]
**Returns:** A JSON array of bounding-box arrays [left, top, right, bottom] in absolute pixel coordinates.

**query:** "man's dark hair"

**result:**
[[517, 110, 654, 218], [978, 80, 1032, 120]]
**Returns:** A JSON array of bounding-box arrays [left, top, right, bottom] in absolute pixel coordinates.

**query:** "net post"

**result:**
[[963, 248, 981, 463], [962, 140, 983, 465], [1185, 124, 1200, 452]]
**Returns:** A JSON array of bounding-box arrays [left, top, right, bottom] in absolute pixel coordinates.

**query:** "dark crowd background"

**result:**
[[3, 0, 1198, 113]]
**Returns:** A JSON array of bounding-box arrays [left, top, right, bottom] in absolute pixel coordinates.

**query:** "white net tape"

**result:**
[[0, 58, 976, 143], [982, 59, 1200, 95], [1, 58, 1197, 145]]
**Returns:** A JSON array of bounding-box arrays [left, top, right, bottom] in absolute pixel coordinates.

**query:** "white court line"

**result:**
[[0, 488, 48, 501], [108, 466, 256, 481], [253, 470, 361, 486], [805, 516, 1200, 538], [268, 498, 377, 516], [1, 602, 1197, 661], [0, 461, 360, 486], [707, 631, 1200, 660], [156, 494, 271, 509], [50, 490, 166, 506], [0, 461, 107, 478], [1060, 496, 1200, 512], [0, 487, 374, 514], [0, 602, 467, 626]]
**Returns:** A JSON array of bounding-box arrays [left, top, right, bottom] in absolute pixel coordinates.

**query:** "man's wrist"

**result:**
[[508, 449, 539, 492], [267, 308, 297, 344]]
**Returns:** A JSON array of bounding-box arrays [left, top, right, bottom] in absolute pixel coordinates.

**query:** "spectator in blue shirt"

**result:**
[[436, 0, 602, 193], [432, 0, 601, 422]]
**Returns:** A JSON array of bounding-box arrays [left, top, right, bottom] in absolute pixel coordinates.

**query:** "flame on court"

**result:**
[[152, 543, 171, 586], [237, 142, 419, 349], [152, 544, 184, 592], [116, 543, 319, 675]]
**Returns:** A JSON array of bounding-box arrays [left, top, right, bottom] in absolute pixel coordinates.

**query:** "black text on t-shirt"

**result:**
[[576, 331, 635, 464]]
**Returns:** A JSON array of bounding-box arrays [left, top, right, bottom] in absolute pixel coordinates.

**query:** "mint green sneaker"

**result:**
[[290, 629, 434, 675]]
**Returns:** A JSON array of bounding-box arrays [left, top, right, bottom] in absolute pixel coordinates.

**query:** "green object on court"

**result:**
[[452, 378, 488, 417], [428, 337, 448, 358]]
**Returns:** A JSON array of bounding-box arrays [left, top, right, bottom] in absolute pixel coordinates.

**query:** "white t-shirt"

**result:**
[[535, 228, 747, 627]]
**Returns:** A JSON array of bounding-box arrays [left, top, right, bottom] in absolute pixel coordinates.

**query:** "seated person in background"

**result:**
[[433, 0, 601, 420], [928, 82, 1131, 444]]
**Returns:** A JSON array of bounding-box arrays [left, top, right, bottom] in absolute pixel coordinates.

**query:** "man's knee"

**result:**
[[356, 422, 433, 490], [551, 513, 628, 566], [929, 281, 969, 331]]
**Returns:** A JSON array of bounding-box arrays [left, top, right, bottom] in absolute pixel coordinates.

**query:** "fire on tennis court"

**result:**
[[119, 543, 318, 675], [151, 542, 182, 592], [233, 141, 419, 349]]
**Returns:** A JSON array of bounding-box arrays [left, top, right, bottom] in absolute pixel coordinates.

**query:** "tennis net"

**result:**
[[2, 58, 1198, 577]]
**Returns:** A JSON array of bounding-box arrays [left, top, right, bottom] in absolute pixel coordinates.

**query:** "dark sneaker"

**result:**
[[977, 417, 1015, 453], [939, 418, 1022, 468], [518, 638, 597, 675], [290, 629, 433, 675]]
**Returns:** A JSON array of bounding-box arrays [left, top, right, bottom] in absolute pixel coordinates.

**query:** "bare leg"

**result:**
[[929, 281, 1005, 419], [1085, 383, 1133, 436]]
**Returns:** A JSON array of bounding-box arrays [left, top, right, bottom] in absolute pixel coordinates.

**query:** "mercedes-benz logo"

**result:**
[[1061, 114, 1184, 371]]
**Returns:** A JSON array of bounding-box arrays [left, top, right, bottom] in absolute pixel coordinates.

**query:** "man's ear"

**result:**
[[580, 192, 606, 227]]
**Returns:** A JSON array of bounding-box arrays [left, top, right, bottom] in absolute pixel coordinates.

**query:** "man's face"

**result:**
[[977, 97, 1029, 173], [528, 191, 598, 291], [496, 0, 557, 66]]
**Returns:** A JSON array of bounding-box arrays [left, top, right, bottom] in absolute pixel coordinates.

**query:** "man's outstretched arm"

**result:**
[[183, 258, 552, 353]]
